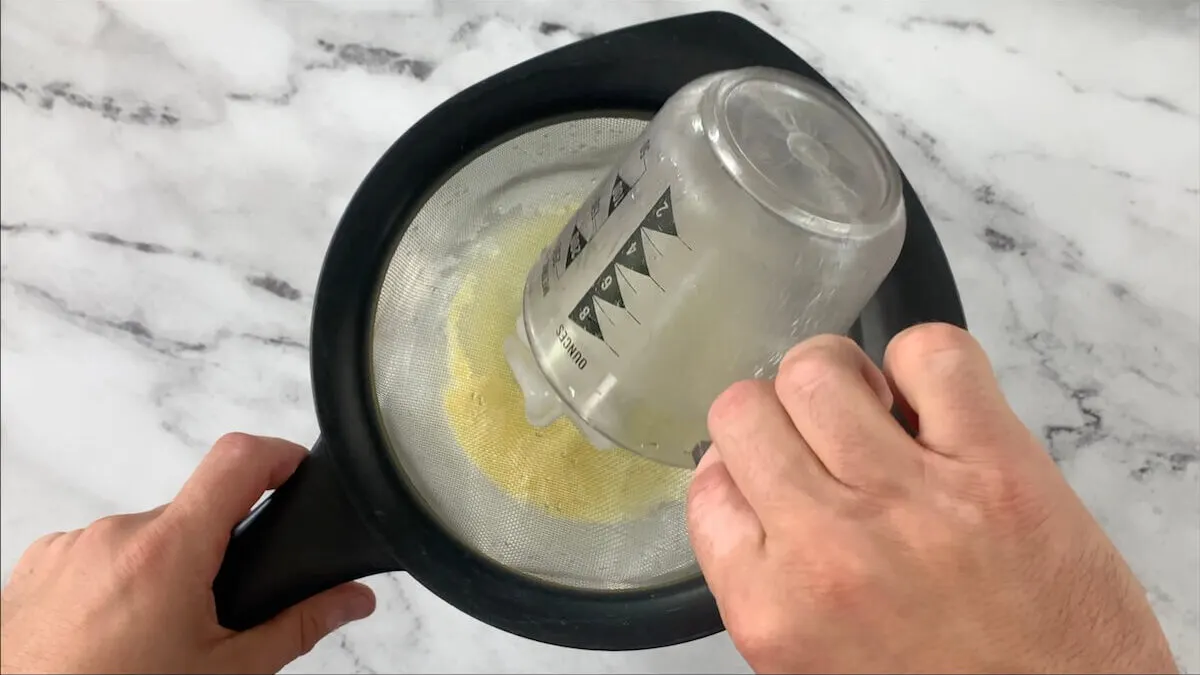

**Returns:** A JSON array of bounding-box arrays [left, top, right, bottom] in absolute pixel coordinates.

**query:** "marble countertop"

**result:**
[[2, 0, 1197, 672]]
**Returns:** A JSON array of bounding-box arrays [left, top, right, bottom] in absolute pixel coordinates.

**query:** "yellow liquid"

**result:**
[[443, 208, 690, 523]]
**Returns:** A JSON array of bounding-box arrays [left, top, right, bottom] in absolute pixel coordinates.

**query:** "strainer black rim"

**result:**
[[301, 10, 964, 651]]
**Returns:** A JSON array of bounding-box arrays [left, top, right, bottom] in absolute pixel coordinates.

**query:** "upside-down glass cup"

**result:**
[[503, 66, 907, 468]]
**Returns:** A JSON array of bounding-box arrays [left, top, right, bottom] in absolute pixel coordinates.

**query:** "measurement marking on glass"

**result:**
[[608, 138, 650, 215], [569, 186, 685, 347], [547, 137, 653, 300]]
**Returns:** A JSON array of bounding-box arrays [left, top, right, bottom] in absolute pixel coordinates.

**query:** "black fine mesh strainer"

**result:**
[[211, 11, 965, 650]]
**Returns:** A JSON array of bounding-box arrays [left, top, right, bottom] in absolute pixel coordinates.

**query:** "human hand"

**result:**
[[688, 324, 1175, 674], [0, 433, 376, 674]]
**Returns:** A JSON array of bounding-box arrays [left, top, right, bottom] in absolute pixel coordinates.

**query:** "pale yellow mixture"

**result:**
[[443, 208, 690, 523]]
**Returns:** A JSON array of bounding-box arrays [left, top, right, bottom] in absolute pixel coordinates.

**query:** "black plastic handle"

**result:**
[[212, 438, 399, 631]]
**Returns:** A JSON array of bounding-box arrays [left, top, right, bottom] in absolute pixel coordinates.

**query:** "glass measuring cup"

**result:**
[[504, 66, 907, 468]]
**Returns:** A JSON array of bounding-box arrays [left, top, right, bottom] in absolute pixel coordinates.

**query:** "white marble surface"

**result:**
[[1, 0, 1197, 672]]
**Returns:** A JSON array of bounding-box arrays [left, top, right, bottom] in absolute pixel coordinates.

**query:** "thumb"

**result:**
[[226, 582, 376, 673]]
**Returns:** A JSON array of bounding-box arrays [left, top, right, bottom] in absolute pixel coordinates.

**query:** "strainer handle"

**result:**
[[212, 437, 399, 631]]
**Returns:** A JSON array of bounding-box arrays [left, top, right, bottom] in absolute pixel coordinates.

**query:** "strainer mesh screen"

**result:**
[[370, 116, 699, 590]]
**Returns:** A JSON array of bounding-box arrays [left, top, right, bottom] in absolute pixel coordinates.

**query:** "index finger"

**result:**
[[707, 379, 841, 523], [171, 433, 308, 554]]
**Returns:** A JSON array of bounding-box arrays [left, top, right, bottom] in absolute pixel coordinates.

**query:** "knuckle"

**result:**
[[298, 610, 326, 655], [945, 463, 1049, 531], [708, 380, 768, 432], [29, 530, 65, 552], [965, 465, 1026, 507], [686, 463, 728, 517], [74, 516, 132, 564], [726, 607, 791, 669], [811, 567, 864, 604], [777, 343, 843, 396], [212, 432, 258, 463], [799, 333, 860, 354], [888, 322, 979, 366], [976, 468, 1045, 525], [832, 491, 889, 521], [117, 524, 176, 576], [906, 514, 962, 558], [806, 552, 872, 606], [13, 532, 64, 573], [116, 537, 163, 578], [688, 459, 724, 492], [85, 514, 125, 539]]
